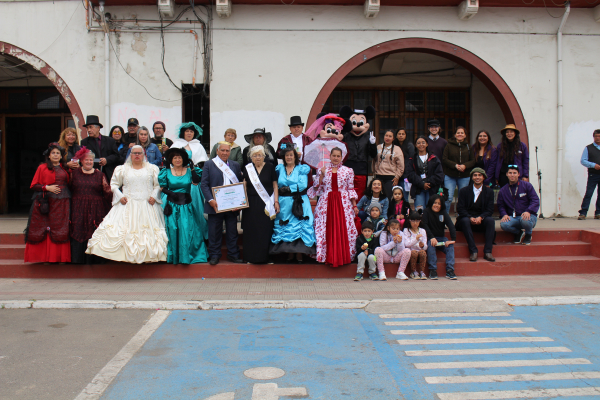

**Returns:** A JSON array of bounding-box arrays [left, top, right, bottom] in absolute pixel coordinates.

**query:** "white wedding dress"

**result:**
[[86, 162, 168, 263]]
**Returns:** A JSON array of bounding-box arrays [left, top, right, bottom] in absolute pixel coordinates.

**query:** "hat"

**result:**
[[244, 128, 272, 144], [83, 115, 103, 128], [361, 221, 375, 231], [470, 167, 487, 178], [289, 116, 304, 127], [128, 118, 139, 127], [501, 124, 520, 135], [177, 122, 203, 140], [163, 147, 190, 166], [427, 119, 441, 127], [367, 201, 383, 214], [506, 164, 520, 172]]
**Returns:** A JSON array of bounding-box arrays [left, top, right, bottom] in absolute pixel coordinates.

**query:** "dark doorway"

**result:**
[[6, 117, 61, 213], [182, 84, 210, 154]]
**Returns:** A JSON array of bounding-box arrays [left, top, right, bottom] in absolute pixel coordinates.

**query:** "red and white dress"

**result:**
[[308, 165, 358, 267]]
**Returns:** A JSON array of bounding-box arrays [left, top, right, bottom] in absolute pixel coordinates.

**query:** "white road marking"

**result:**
[[385, 319, 523, 326], [396, 337, 553, 345], [74, 310, 170, 400], [406, 346, 571, 356], [244, 367, 285, 380], [379, 312, 512, 318], [391, 327, 537, 335], [436, 386, 600, 399], [426, 371, 600, 384], [415, 358, 591, 369]]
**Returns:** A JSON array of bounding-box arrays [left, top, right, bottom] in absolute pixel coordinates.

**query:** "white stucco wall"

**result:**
[[1, 2, 599, 216]]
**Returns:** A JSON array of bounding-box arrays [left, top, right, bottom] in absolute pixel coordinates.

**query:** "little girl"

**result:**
[[355, 178, 389, 223], [387, 186, 411, 230], [374, 219, 412, 281], [403, 211, 428, 280]]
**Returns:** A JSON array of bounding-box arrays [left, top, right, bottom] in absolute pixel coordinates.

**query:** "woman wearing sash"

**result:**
[[242, 146, 279, 264], [86, 145, 168, 263], [159, 148, 209, 264], [270, 144, 316, 263], [171, 122, 209, 167], [309, 147, 359, 267]]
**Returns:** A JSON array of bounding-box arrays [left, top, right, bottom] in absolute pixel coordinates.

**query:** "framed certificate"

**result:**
[[211, 182, 249, 213]]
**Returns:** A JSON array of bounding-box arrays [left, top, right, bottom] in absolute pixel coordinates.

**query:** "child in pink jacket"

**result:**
[[403, 211, 429, 280], [374, 219, 412, 281]]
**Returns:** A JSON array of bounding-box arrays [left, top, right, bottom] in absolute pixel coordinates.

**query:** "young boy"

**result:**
[[354, 221, 379, 281], [365, 202, 386, 237]]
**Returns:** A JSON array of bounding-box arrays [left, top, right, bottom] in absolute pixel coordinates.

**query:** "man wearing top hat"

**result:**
[[80, 115, 120, 181], [125, 117, 140, 148], [276, 116, 313, 160]]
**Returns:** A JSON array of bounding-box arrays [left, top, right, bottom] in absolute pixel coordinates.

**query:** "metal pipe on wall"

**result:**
[[556, 1, 570, 217]]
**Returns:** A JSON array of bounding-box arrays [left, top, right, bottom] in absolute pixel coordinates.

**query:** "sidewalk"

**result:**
[[2, 274, 600, 302]]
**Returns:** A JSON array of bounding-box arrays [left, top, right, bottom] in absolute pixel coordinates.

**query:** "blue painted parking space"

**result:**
[[102, 305, 600, 400]]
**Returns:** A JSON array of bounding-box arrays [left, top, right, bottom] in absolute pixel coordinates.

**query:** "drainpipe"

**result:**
[[556, 1, 570, 217], [100, 1, 110, 131]]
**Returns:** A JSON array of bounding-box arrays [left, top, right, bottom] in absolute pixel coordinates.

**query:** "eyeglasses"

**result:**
[[508, 165, 518, 168], [131, 152, 144, 155], [251, 154, 264, 158]]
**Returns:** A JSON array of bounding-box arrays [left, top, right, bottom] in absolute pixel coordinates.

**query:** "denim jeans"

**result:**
[[579, 173, 600, 216], [444, 176, 471, 213], [500, 215, 538, 235], [414, 191, 430, 210], [426, 237, 455, 272]]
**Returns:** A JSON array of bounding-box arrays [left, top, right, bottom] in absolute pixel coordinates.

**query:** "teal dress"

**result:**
[[158, 162, 209, 264], [271, 164, 316, 255]]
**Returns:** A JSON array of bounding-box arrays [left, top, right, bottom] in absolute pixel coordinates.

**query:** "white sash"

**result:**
[[214, 158, 239, 184], [246, 163, 276, 219]]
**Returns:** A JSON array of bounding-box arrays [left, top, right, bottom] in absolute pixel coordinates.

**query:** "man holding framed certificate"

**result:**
[[201, 142, 245, 265]]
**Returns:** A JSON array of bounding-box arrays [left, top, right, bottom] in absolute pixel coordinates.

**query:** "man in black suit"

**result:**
[[456, 168, 496, 262], [201, 142, 244, 265], [80, 115, 120, 181]]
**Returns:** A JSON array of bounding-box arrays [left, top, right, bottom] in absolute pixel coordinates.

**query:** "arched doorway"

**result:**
[[308, 38, 528, 146], [0, 42, 85, 214]]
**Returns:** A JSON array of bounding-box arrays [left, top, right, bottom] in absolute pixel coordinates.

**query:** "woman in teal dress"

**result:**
[[159, 148, 209, 264], [271, 145, 316, 263]]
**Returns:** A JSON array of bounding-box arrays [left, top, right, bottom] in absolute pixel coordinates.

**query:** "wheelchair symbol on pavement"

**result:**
[[203, 367, 308, 400]]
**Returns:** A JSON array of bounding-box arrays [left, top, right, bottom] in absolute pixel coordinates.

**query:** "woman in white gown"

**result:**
[[170, 122, 208, 166], [86, 145, 168, 263]]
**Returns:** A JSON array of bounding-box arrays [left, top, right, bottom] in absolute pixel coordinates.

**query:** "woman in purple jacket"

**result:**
[[494, 124, 529, 187], [472, 130, 497, 187]]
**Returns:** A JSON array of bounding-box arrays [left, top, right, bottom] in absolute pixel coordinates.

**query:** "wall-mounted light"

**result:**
[[364, 0, 380, 19], [458, 0, 479, 21], [217, 0, 232, 18], [157, 0, 175, 18]]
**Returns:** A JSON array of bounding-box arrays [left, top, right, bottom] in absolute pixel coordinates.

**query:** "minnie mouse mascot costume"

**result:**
[[339, 106, 377, 200]]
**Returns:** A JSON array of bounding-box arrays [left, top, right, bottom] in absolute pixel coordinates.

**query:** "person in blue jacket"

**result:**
[[126, 126, 162, 166]]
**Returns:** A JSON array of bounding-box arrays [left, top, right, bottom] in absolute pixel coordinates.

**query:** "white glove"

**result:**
[[369, 132, 376, 144]]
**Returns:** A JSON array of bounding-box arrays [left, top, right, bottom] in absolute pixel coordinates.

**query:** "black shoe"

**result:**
[[209, 257, 220, 265], [513, 231, 525, 244], [227, 255, 243, 263], [429, 270, 438, 280], [469, 253, 478, 262], [446, 271, 457, 280], [484, 253, 495, 262], [522, 234, 532, 245]]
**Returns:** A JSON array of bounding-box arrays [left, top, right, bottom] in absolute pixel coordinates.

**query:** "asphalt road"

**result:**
[[0, 309, 153, 400]]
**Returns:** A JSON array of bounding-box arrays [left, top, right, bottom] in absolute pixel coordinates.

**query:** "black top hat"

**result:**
[[163, 147, 190, 167], [127, 118, 139, 127], [289, 116, 304, 127], [83, 115, 103, 128], [244, 128, 272, 144], [427, 119, 441, 127]]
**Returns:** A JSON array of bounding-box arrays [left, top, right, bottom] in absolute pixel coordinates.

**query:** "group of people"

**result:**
[[24, 111, 552, 281]]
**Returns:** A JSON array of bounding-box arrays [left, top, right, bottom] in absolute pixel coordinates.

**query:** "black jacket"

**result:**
[[343, 132, 377, 176], [80, 135, 120, 181], [356, 234, 379, 256], [422, 209, 457, 241], [388, 199, 411, 220], [457, 184, 495, 220], [405, 154, 444, 199]]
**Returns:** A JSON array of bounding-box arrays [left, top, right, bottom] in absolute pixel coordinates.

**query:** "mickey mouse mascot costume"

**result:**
[[339, 106, 377, 200]]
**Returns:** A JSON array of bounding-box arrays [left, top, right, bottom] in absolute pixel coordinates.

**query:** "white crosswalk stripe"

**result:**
[[436, 386, 600, 399], [405, 346, 571, 356], [391, 327, 536, 335], [385, 319, 523, 326], [379, 312, 512, 318], [414, 358, 591, 370], [425, 371, 600, 384], [396, 336, 553, 345]]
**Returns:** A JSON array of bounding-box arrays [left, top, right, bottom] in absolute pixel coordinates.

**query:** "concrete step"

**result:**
[[0, 255, 598, 279]]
